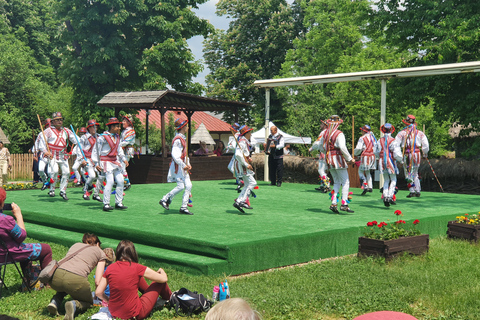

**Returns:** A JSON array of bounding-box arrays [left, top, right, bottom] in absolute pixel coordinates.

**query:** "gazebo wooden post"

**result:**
[[185, 110, 194, 156], [145, 108, 150, 155], [160, 107, 167, 158]]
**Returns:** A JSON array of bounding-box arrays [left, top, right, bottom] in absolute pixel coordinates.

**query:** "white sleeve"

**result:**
[[171, 140, 186, 169], [335, 133, 353, 162]]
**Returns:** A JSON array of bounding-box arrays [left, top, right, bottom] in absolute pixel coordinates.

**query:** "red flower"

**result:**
[[367, 222, 373, 227], [372, 221, 378, 225], [394, 210, 402, 216], [413, 219, 420, 225], [378, 224, 383, 228], [465, 213, 469, 216]]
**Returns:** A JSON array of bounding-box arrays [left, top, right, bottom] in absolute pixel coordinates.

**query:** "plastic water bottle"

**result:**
[[219, 283, 227, 301], [224, 279, 230, 299], [212, 286, 219, 301]]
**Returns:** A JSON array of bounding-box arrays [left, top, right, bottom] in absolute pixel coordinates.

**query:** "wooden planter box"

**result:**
[[358, 234, 429, 260], [447, 221, 480, 242]]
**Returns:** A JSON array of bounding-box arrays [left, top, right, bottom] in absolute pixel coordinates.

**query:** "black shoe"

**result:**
[[236, 185, 243, 193], [103, 204, 114, 212], [389, 198, 397, 205], [240, 202, 253, 209], [368, 188, 373, 193], [159, 199, 170, 210], [60, 192, 68, 201], [329, 204, 339, 214], [277, 182, 282, 187], [340, 205, 354, 213], [74, 182, 82, 187], [384, 198, 390, 207], [233, 202, 245, 213], [115, 203, 128, 210], [124, 184, 131, 191], [83, 193, 90, 200], [179, 208, 193, 215], [415, 192, 421, 197], [406, 192, 416, 198], [361, 189, 368, 196], [48, 191, 55, 197], [315, 186, 324, 191], [92, 194, 102, 202], [41, 183, 48, 191]]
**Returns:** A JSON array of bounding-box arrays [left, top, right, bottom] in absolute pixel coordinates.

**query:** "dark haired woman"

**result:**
[[95, 240, 172, 320], [47, 233, 107, 320]]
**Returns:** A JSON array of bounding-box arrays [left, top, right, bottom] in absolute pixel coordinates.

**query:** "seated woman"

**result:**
[[213, 141, 225, 157], [194, 141, 212, 156], [0, 188, 52, 280], [47, 233, 107, 320], [96, 240, 172, 320]]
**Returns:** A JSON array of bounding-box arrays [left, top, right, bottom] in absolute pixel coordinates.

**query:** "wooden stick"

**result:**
[[36, 114, 51, 153]]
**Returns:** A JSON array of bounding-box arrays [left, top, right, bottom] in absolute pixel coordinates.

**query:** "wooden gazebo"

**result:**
[[97, 90, 250, 183]]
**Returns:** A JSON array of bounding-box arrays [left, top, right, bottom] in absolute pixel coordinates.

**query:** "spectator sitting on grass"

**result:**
[[205, 298, 261, 320], [95, 240, 173, 320]]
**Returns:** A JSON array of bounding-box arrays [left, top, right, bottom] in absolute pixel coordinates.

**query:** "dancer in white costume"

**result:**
[[395, 115, 429, 198], [317, 115, 355, 213], [38, 112, 77, 200], [92, 117, 128, 211], [354, 124, 377, 195], [120, 114, 136, 190], [159, 118, 194, 215], [374, 123, 404, 207], [80, 119, 103, 202]]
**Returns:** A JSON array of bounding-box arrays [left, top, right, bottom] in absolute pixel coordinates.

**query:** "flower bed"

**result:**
[[447, 214, 480, 242], [359, 210, 428, 260]]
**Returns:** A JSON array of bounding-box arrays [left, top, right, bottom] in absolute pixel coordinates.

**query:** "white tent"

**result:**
[[250, 121, 311, 145]]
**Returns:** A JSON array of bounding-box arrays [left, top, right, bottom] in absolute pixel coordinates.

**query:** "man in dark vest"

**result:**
[[265, 125, 284, 187]]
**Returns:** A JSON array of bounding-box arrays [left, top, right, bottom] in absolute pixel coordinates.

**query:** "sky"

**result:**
[[188, 0, 231, 85]]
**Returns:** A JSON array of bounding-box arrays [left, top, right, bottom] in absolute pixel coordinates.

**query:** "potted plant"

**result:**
[[447, 213, 480, 242], [358, 210, 429, 260]]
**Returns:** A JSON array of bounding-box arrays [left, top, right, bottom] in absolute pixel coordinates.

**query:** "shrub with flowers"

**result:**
[[363, 210, 421, 240], [455, 213, 480, 225], [2, 182, 37, 190]]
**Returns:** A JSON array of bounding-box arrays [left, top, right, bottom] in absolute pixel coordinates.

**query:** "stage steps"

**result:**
[[25, 223, 229, 275]]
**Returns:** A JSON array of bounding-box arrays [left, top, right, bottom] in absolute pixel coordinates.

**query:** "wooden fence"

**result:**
[[8, 154, 74, 181]]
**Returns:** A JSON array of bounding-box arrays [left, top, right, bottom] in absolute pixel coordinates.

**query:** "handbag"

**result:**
[[38, 245, 91, 284]]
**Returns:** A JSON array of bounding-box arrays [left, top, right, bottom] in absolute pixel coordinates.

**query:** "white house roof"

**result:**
[[250, 122, 311, 145]]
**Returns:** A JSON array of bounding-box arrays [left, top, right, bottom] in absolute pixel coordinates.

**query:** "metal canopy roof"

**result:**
[[97, 90, 250, 112], [254, 61, 480, 88]]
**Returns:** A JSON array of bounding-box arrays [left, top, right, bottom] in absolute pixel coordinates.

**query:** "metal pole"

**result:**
[[264, 88, 270, 182]]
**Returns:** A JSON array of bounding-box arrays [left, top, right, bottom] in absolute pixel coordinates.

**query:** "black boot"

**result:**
[[340, 205, 354, 213]]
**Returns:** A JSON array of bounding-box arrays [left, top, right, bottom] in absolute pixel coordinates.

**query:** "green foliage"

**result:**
[[0, 34, 69, 153], [203, 0, 297, 126], [368, 0, 480, 157], [277, 0, 406, 154], [55, 0, 214, 127]]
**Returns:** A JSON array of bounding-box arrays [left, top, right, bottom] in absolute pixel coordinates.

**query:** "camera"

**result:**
[[3, 203, 13, 211]]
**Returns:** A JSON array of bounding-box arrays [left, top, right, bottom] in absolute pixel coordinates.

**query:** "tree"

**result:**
[[55, 0, 214, 127], [203, 0, 297, 126], [369, 0, 480, 157], [277, 0, 404, 154], [0, 34, 70, 153]]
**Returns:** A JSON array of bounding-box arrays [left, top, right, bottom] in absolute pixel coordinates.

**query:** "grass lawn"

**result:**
[[1, 236, 480, 320]]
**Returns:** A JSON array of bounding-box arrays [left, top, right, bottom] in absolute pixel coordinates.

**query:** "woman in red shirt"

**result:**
[[95, 240, 172, 320]]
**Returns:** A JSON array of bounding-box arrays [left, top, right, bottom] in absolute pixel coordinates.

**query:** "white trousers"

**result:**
[[0, 160, 8, 186], [48, 158, 70, 193], [329, 168, 350, 205], [358, 168, 373, 189], [163, 175, 192, 209], [382, 172, 397, 199], [237, 171, 256, 203], [103, 168, 124, 206]]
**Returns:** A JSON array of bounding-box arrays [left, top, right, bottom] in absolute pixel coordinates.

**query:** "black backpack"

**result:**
[[169, 288, 213, 316]]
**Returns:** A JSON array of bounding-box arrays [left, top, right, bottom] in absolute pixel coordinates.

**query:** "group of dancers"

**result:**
[[32, 112, 136, 211], [311, 114, 429, 213]]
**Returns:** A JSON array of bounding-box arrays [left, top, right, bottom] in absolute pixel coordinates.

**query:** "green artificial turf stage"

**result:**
[[6, 180, 476, 276]]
